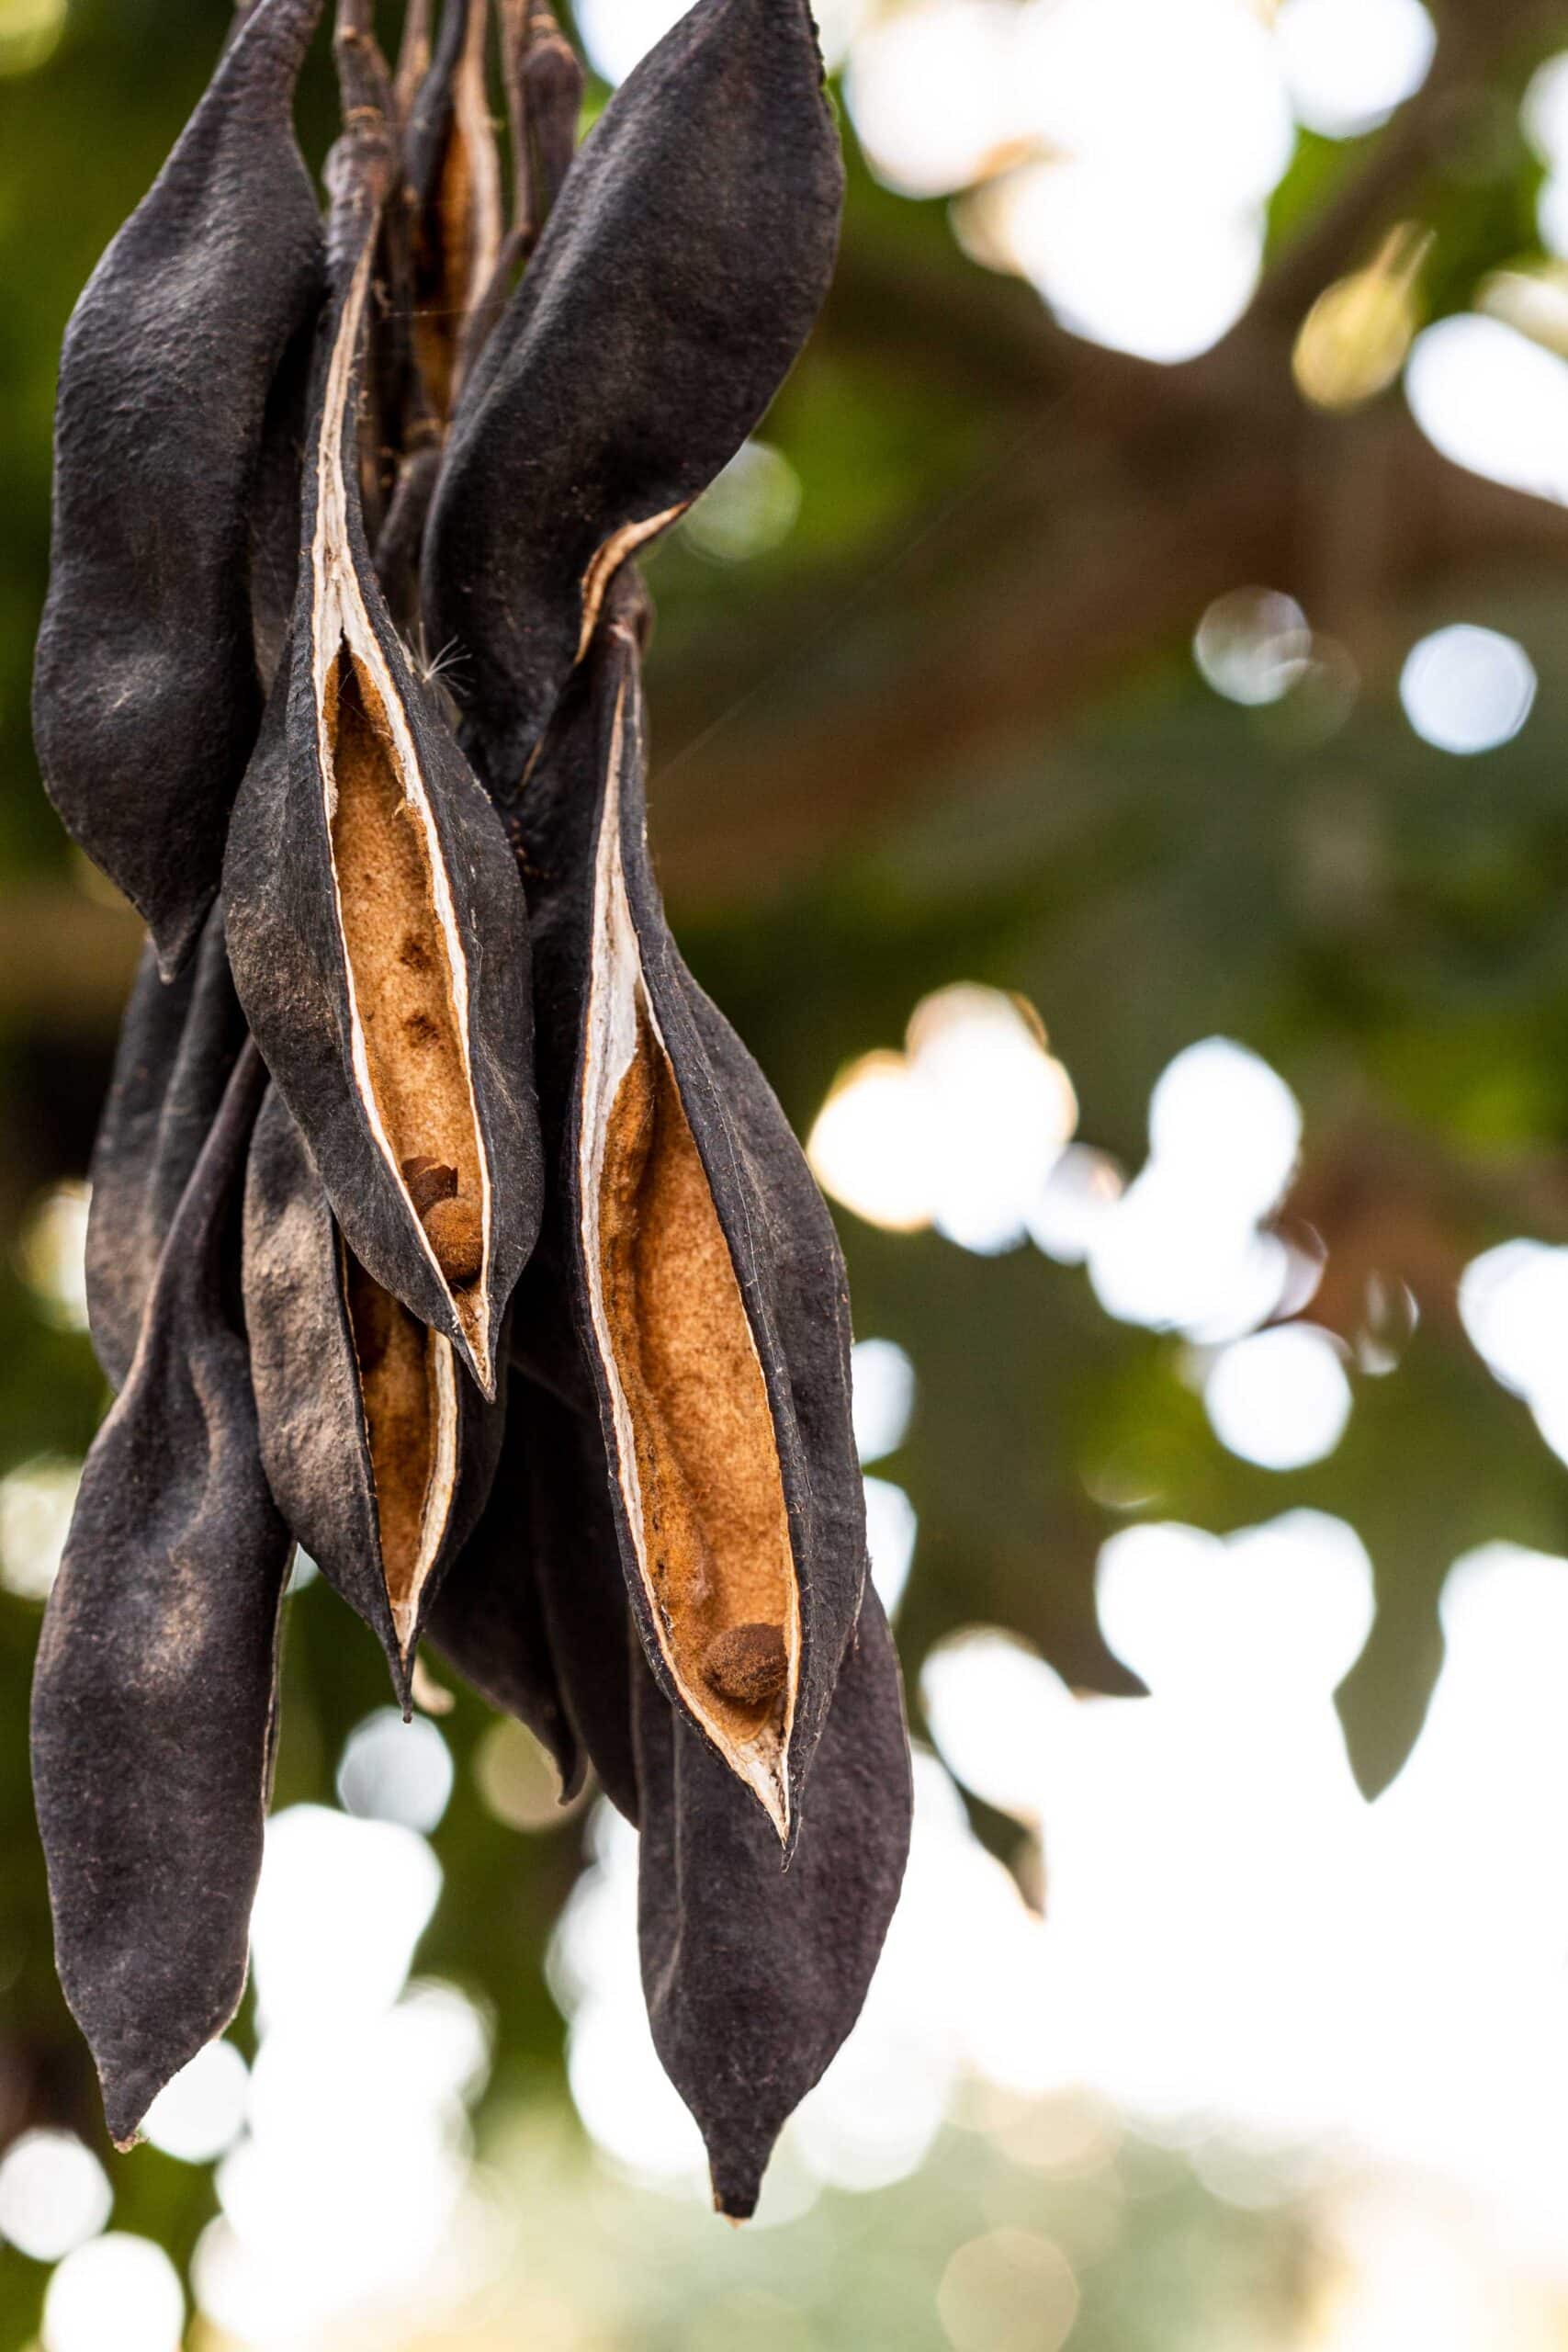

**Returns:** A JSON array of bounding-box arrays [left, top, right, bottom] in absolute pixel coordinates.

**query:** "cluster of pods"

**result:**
[[29, 0, 911, 2220]]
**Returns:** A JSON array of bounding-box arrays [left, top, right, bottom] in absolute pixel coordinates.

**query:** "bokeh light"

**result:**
[[1405, 314, 1568, 506], [42, 2234, 183, 2352], [852, 1336, 917, 1464], [335, 1707, 456, 1835], [936, 2227, 1078, 2352], [1398, 624, 1537, 756], [1274, 0, 1436, 139], [1204, 1324, 1352, 1469], [475, 1715, 576, 1830], [248, 1804, 442, 2030], [807, 984, 1077, 1250], [843, 0, 1022, 200], [1193, 586, 1311, 706], [141, 2041, 250, 2166], [682, 439, 802, 563], [0, 0, 67, 78], [0, 2130, 110, 2262], [0, 1453, 79, 1601], [17, 1179, 88, 1331], [863, 1472, 919, 1618]]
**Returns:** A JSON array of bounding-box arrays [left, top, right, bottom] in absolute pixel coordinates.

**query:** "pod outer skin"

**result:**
[[512, 606, 868, 1852], [85, 907, 248, 1392], [635, 1587, 912, 2220], [31, 1042, 290, 2150], [224, 174, 543, 1397], [430, 1370, 642, 1824], [33, 0, 328, 980], [425, 1373, 584, 1801], [243, 1083, 506, 1704], [422, 0, 843, 792]]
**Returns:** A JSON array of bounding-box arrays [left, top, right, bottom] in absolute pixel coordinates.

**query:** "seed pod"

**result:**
[[394, 0, 435, 120], [85, 908, 248, 1391], [422, 0, 843, 793], [510, 598, 865, 1847], [31, 1044, 288, 2150], [405, 0, 504, 422], [32, 0, 327, 980], [635, 1589, 912, 2221], [250, 316, 318, 694], [243, 1083, 505, 1699], [424, 1383, 582, 1800], [224, 108, 543, 1401], [430, 1370, 641, 1820]]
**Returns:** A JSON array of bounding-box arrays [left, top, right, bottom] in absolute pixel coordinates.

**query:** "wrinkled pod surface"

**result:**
[[223, 81, 541, 1399], [512, 601, 867, 1847], [33, 0, 327, 978], [32, 1045, 290, 2147], [243, 1083, 505, 1700]]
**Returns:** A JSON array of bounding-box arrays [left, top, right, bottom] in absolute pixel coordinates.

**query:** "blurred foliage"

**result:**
[[8, 0, 1568, 2341]]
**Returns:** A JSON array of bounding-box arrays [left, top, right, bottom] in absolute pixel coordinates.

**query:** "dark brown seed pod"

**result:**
[[424, 1377, 582, 1800], [511, 596, 865, 1849], [250, 314, 318, 695], [635, 1589, 912, 2221], [243, 1084, 505, 1699], [32, 0, 327, 980], [31, 1043, 289, 2150], [422, 0, 843, 793], [85, 907, 248, 1391], [224, 103, 543, 1401], [404, 0, 504, 422], [430, 1371, 641, 1822]]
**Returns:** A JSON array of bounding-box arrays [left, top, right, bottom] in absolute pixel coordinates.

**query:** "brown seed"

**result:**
[[702, 1623, 788, 1709], [400, 1155, 458, 1216], [423, 1193, 483, 1287]]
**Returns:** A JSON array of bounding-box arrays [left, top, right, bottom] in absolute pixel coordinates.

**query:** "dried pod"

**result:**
[[404, 0, 504, 421], [394, 0, 435, 119], [635, 1590, 912, 2220], [85, 908, 248, 1391], [31, 1044, 289, 2149], [243, 1085, 504, 1697], [224, 112, 542, 1400], [424, 1380, 581, 1799], [33, 0, 327, 979], [250, 315, 318, 693], [512, 605, 865, 1846], [423, 0, 843, 791], [431, 1371, 640, 1821]]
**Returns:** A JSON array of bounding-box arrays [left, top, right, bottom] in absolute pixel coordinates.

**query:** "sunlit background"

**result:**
[[9, 0, 1568, 2343]]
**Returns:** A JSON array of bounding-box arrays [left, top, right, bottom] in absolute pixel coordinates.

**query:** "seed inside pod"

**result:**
[[423, 1193, 483, 1287], [581, 695, 799, 1838], [401, 1155, 458, 1216], [344, 1250, 458, 1655], [702, 1623, 788, 1708], [311, 239, 495, 1358]]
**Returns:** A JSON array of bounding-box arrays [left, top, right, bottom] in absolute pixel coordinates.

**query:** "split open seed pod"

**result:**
[[404, 0, 504, 422], [85, 909, 249, 1392], [635, 1589, 912, 2221], [511, 602, 866, 1847], [32, 0, 326, 979], [422, 0, 843, 795], [243, 1083, 505, 1701], [32, 1045, 290, 2150], [224, 116, 542, 1400]]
